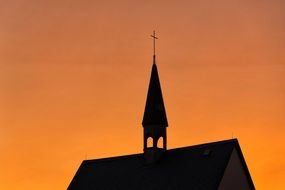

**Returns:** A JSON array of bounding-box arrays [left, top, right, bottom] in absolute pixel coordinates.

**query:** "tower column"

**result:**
[[163, 130, 167, 150]]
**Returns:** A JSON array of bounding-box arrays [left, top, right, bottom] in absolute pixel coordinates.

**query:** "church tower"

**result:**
[[142, 31, 168, 164]]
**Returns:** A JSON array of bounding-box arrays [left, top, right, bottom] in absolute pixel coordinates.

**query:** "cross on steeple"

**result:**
[[150, 30, 158, 56]]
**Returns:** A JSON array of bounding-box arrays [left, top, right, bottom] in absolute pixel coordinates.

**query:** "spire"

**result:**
[[142, 31, 168, 164], [142, 63, 168, 127]]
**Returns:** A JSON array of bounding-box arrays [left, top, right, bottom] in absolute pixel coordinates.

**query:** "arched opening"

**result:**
[[157, 137, 163, 148], [147, 137, 153, 148]]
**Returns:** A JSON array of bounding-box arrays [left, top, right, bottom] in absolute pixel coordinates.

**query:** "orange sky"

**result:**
[[0, 0, 285, 189]]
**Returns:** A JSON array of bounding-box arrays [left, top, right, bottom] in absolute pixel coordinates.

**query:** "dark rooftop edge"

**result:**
[[83, 138, 239, 164]]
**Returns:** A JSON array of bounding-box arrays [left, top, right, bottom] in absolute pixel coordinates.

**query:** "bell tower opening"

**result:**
[[147, 137, 154, 148], [157, 137, 163, 148]]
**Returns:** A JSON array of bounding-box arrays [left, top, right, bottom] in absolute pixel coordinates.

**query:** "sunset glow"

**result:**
[[1, 1, 285, 189]]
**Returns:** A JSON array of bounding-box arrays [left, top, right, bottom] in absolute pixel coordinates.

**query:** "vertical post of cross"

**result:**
[[150, 30, 158, 56]]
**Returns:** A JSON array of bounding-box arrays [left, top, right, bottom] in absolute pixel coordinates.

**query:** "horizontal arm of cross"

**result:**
[[151, 35, 158, 39]]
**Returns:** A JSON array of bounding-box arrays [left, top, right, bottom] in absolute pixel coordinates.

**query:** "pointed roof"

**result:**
[[142, 56, 168, 126]]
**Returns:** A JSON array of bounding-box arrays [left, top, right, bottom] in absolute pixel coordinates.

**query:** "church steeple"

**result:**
[[142, 62, 168, 127], [142, 31, 168, 164]]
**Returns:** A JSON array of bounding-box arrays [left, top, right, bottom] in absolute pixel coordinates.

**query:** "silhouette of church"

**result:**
[[68, 33, 255, 190]]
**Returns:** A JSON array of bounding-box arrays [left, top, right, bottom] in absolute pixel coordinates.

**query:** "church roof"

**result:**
[[142, 60, 168, 126], [68, 139, 255, 190]]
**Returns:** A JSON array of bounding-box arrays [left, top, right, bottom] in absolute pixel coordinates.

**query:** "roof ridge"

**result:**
[[167, 138, 238, 152], [84, 153, 142, 164]]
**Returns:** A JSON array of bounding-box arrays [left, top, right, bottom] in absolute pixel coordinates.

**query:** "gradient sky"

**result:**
[[1, 0, 285, 189]]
